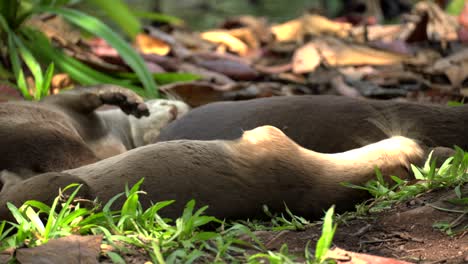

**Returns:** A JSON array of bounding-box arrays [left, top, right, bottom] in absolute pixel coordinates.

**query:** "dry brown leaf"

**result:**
[[351, 24, 404, 42], [221, 15, 273, 44], [200, 30, 249, 56], [135, 33, 171, 56], [16, 235, 102, 264], [292, 42, 321, 74], [191, 56, 258, 81], [228, 28, 260, 49], [179, 63, 235, 85], [424, 48, 468, 89], [26, 15, 81, 46], [404, 1, 459, 46], [162, 81, 235, 107], [326, 247, 412, 264], [301, 14, 353, 39], [270, 19, 303, 42], [313, 38, 408, 67], [255, 63, 292, 75]]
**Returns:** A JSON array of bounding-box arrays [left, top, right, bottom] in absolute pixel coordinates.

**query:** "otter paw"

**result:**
[[99, 91, 149, 118]]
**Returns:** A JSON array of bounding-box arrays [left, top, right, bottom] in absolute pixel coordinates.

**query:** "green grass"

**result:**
[[0, 0, 161, 99], [0, 178, 338, 263], [342, 147, 468, 236], [2, 147, 467, 262]]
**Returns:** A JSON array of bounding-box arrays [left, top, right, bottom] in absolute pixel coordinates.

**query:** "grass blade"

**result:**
[[86, 0, 141, 39], [38, 7, 158, 98], [14, 36, 44, 100]]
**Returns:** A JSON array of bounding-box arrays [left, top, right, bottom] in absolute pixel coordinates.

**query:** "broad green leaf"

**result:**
[[446, 0, 465, 15], [3, 17, 31, 99], [23, 28, 145, 95], [42, 62, 54, 98], [86, 0, 141, 39], [411, 164, 425, 180], [14, 36, 44, 100], [315, 206, 336, 262], [0, 0, 19, 29], [39, 7, 158, 98]]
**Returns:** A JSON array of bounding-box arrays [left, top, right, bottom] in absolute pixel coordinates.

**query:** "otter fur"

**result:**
[[0, 126, 425, 221], [0, 85, 189, 176], [156, 95, 468, 152]]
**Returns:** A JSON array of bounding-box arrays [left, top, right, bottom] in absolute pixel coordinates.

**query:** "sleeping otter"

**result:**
[[0, 126, 425, 220], [156, 95, 468, 152], [0, 85, 189, 176]]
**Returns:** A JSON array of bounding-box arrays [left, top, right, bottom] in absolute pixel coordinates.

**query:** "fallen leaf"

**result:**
[[301, 14, 353, 39], [326, 247, 412, 264], [135, 33, 171, 56], [161, 81, 235, 107], [424, 48, 468, 89], [292, 42, 321, 74], [16, 235, 102, 264], [179, 63, 235, 85], [191, 56, 258, 81], [200, 30, 249, 56], [313, 38, 408, 67], [406, 1, 459, 46], [270, 19, 303, 42]]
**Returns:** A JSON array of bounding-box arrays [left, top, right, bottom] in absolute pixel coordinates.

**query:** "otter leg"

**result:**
[[43, 85, 149, 118]]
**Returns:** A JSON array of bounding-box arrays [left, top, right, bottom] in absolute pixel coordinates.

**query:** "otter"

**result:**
[[0, 126, 425, 221], [0, 85, 190, 176], [156, 95, 468, 152]]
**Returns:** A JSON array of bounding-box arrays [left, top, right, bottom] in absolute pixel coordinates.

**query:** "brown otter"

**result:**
[[0, 126, 425, 221], [156, 95, 468, 152], [0, 85, 189, 176]]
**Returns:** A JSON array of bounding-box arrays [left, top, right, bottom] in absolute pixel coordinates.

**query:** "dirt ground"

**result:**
[[253, 185, 468, 263]]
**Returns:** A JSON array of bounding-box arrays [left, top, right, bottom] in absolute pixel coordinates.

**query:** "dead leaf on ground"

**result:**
[[220, 15, 273, 44], [16, 235, 102, 264], [179, 63, 235, 85], [135, 33, 171, 56], [292, 42, 321, 74], [270, 18, 303, 42], [191, 55, 258, 81], [26, 15, 81, 46], [313, 38, 408, 67], [424, 48, 468, 89], [326, 247, 412, 264], [301, 14, 353, 39], [404, 1, 459, 46], [162, 81, 236, 107], [200, 30, 249, 56]]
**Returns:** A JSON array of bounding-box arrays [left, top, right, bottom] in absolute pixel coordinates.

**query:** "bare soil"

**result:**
[[253, 185, 468, 263]]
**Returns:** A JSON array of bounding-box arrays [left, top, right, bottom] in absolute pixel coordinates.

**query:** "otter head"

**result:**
[[128, 99, 190, 147]]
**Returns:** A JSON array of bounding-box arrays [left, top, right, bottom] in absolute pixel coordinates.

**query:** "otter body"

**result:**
[[0, 85, 189, 175], [156, 95, 468, 152], [0, 126, 424, 220]]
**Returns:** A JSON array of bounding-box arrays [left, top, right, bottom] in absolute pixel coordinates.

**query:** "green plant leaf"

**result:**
[[86, 0, 141, 39], [14, 36, 44, 100], [42, 62, 55, 98], [315, 206, 336, 263], [38, 7, 158, 98], [446, 0, 465, 15], [23, 28, 145, 95]]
